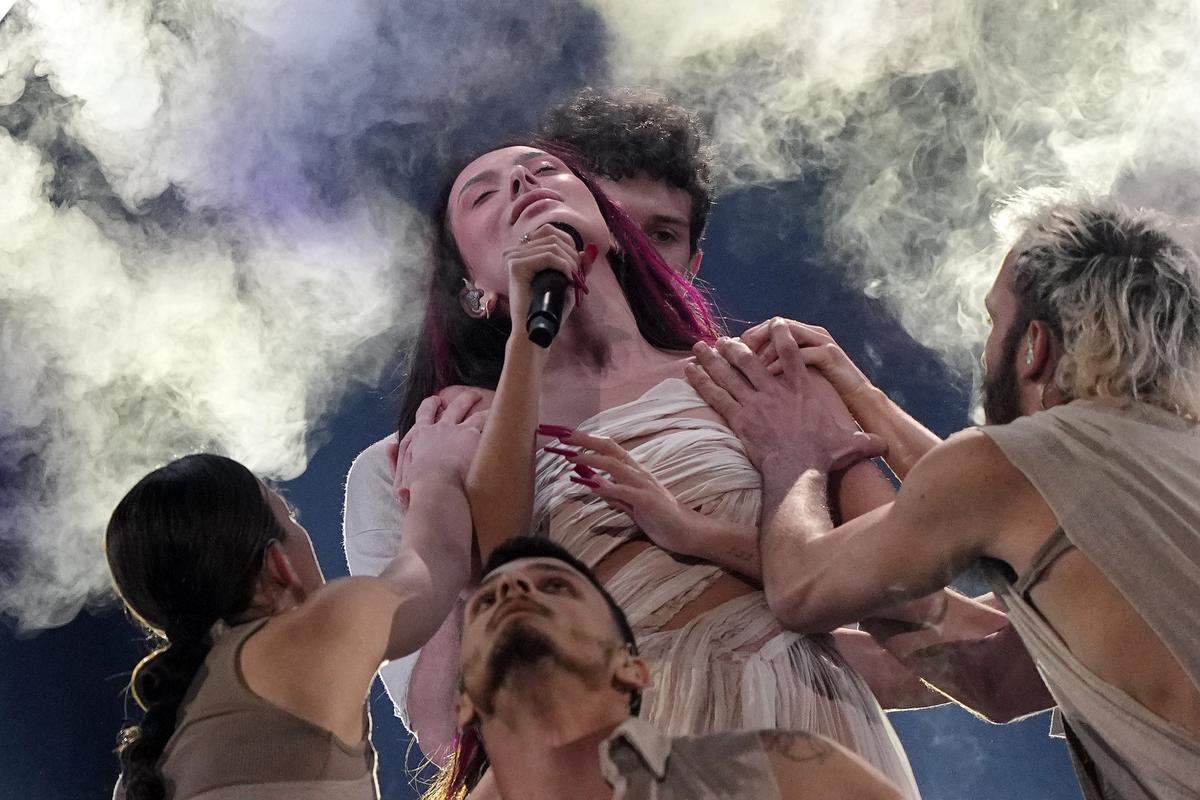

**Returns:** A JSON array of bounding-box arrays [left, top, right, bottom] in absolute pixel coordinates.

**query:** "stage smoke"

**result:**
[[588, 0, 1200, 368], [0, 0, 599, 632]]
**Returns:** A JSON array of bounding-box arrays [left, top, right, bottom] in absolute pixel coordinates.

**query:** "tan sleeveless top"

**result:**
[[156, 618, 379, 800], [980, 399, 1200, 800]]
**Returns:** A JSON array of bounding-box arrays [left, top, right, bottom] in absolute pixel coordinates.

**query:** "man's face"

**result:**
[[595, 176, 699, 275], [980, 252, 1026, 425], [459, 557, 625, 715]]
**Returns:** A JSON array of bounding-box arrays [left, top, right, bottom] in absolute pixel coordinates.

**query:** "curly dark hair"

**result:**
[[537, 88, 716, 253]]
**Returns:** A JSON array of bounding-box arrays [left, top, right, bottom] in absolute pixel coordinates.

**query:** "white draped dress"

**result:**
[[533, 379, 918, 797]]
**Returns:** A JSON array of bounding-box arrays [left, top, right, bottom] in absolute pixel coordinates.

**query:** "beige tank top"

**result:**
[[156, 618, 378, 800]]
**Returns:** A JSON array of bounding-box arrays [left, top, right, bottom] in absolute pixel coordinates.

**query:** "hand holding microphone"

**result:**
[[504, 222, 596, 348]]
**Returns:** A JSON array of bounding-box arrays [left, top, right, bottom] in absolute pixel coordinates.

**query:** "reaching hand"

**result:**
[[541, 429, 697, 555], [740, 318, 875, 414], [390, 388, 489, 508], [685, 320, 886, 475]]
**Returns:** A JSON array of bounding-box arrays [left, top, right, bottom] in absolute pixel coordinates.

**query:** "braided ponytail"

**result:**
[[106, 454, 286, 797], [117, 635, 211, 800]]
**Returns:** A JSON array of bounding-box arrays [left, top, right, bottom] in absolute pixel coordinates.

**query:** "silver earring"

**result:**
[[1025, 348, 1033, 365], [461, 280, 486, 318]]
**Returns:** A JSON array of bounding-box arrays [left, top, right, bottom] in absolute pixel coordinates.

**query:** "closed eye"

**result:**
[[534, 163, 557, 175], [471, 190, 496, 208]]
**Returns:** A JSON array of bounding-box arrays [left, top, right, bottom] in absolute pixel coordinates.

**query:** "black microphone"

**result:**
[[526, 221, 584, 348]]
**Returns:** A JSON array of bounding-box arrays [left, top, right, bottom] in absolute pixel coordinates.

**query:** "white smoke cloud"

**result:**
[[0, 0, 597, 631], [587, 0, 1200, 368]]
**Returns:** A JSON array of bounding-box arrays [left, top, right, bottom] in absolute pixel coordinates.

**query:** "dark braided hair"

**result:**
[[106, 454, 287, 800]]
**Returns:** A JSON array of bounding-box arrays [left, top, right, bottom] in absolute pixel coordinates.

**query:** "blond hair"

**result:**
[[1009, 202, 1200, 418]]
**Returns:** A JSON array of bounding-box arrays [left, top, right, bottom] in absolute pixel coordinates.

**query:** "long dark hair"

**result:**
[[106, 454, 287, 800], [396, 142, 722, 435]]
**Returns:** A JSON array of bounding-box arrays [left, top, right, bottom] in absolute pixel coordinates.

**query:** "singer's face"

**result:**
[[447, 146, 609, 295]]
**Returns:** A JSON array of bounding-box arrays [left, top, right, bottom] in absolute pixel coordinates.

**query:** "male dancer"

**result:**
[[439, 536, 902, 800], [538, 88, 712, 276], [690, 202, 1200, 799]]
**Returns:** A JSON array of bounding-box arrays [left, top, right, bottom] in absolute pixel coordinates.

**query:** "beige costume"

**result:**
[[344, 379, 917, 797], [600, 717, 784, 799], [981, 399, 1200, 800], [114, 618, 378, 800]]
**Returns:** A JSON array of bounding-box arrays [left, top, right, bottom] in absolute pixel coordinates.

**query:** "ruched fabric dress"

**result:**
[[532, 379, 917, 797]]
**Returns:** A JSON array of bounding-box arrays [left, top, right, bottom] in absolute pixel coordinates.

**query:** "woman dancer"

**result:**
[[344, 143, 919, 796], [108, 395, 477, 800]]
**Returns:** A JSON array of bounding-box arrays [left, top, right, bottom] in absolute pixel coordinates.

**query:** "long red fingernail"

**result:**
[[537, 424, 575, 438], [544, 445, 576, 457], [569, 475, 600, 488], [573, 464, 597, 479]]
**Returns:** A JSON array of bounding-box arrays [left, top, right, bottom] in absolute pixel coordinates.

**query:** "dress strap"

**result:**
[[1012, 527, 1074, 597]]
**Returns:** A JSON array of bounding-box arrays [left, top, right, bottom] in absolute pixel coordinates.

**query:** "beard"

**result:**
[[472, 619, 607, 716], [981, 321, 1025, 425]]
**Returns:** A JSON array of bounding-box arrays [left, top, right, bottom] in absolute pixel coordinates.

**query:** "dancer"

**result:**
[[537, 88, 713, 276], [107, 394, 476, 800], [690, 202, 1200, 799], [427, 536, 902, 800], [345, 141, 921, 796], [743, 316, 1053, 724]]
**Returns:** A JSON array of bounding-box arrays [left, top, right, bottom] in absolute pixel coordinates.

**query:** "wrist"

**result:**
[[408, 472, 466, 500], [845, 384, 889, 423]]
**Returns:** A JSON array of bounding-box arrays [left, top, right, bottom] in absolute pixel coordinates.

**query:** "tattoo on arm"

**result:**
[[759, 731, 834, 766]]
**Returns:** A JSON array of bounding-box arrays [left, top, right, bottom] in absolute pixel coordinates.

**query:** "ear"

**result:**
[[687, 249, 703, 278], [613, 653, 651, 697], [263, 540, 304, 597], [1020, 320, 1058, 383], [454, 692, 480, 731]]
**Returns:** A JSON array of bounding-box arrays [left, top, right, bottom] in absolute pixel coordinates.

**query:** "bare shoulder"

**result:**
[[758, 730, 902, 800], [902, 427, 1029, 503]]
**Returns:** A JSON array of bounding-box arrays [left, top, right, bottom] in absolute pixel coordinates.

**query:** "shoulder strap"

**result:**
[[1012, 527, 1074, 597]]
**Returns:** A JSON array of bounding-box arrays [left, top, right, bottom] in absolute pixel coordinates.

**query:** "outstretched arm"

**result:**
[[862, 595, 1054, 722], [688, 320, 1011, 631], [741, 318, 941, 479]]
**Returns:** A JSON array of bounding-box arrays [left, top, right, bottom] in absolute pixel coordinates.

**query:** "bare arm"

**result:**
[[466, 333, 546, 561], [862, 594, 1054, 722], [758, 432, 1010, 633], [466, 225, 588, 561]]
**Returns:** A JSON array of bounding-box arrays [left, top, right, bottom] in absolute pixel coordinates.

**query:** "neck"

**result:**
[[480, 669, 628, 800], [544, 257, 679, 381]]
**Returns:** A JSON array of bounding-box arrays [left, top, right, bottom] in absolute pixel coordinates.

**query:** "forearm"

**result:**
[[833, 628, 947, 710], [466, 335, 545, 559], [847, 387, 941, 480], [759, 464, 835, 628], [673, 511, 762, 581], [832, 458, 895, 523], [380, 479, 472, 653], [862, 595, 1053, 722]]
